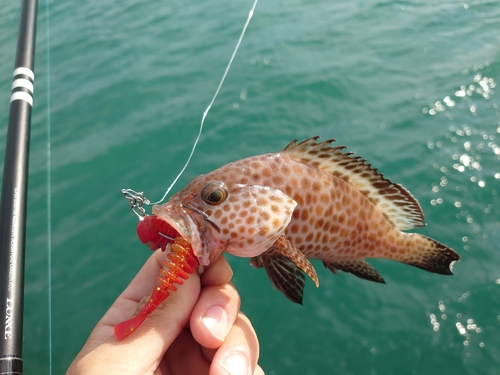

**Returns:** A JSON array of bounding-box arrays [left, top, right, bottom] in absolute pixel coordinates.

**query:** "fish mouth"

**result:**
[[152, 203, 214, 268]]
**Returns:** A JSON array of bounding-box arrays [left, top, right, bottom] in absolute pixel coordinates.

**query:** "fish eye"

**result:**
[[201, 182, 228, 205]]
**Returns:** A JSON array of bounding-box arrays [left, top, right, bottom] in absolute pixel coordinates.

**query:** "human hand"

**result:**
[[66, 249, 264, 375]]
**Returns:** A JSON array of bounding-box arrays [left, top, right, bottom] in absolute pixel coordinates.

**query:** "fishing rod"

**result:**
[[0, 0, 38, 374]]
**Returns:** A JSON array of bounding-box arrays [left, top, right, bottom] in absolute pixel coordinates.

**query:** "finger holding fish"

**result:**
[[190, 281, 241, 348]]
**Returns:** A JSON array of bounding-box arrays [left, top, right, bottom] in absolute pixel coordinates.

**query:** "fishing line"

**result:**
[[149, 0, 259, 206], [42, 0, 260, 368], [45, 0, 53, 373]]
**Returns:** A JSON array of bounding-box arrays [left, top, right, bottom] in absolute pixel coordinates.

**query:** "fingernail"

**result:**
[[201, 305, 229, 341], [222, 351, 251, 375]]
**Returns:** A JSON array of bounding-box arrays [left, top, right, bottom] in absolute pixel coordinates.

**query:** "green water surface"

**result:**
[[1, 0, 499, 374]]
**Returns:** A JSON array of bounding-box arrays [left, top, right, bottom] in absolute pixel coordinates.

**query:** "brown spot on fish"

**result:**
[[295, 195, 304, 206], [338, 214, 346, 225], [348, 216, 356, 228], [323, 221, 331, 231], [359, 209, 367, 221], [260, 226, 270, 236], [301, 177, 311, 189], [312, 181, 321, 192], [316, 218, 324, 229], [273, 218, 281, 229], [257, 198, 268, 207], [305, 193, 313, 205], [272, 175, 284, 185], [335, 200, 342, 212], [269, 195, 283, 202], [342, 194, 349, 206], [300, 210, 308, 221]]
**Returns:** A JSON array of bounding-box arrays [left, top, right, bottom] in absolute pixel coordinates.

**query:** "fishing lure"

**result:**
[[136, 214, 181, 252], [113, 214, 198, 340]]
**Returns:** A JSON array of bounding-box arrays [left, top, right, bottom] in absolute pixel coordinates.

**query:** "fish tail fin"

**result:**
[[402, 234, 460, 275]]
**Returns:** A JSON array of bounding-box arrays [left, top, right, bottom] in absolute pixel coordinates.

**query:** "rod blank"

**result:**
[[0, 1, 38, 374]]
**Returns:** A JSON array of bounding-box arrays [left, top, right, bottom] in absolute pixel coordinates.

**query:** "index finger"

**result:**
[[201, 255, 233, 286]]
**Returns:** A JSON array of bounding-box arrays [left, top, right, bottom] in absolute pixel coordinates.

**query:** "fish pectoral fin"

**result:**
[[273, 236, 319, 287], [255, 253, 306, 304], [323, 259, 385, 284]]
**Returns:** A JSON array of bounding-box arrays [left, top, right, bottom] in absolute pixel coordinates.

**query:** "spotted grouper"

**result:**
[[152, 137, 460, 303]]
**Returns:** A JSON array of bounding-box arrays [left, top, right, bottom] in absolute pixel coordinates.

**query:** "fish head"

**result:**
[[153, 177, 297, 268]]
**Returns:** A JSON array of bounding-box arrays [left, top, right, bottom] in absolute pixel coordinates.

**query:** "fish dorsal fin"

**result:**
[[282, 137, 425, 230]]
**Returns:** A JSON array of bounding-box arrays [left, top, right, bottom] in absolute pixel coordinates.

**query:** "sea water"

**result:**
[[0, 0, 499, 374]]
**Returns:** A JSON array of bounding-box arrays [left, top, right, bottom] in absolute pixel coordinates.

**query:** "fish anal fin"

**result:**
[[282, 137, 425, 230], [404, 235, 460, 275], [323, 259, 385, 284], [273, 235, 319, 287], [251, 253, 306, 304]]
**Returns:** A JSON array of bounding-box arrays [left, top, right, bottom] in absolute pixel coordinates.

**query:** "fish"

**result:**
[[150, 136, 460, 304]]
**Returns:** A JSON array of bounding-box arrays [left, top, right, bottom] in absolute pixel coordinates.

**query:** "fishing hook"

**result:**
[[157, 231, 175, 242], [181, 203, 221, 233], [121, 188, 150, 219]]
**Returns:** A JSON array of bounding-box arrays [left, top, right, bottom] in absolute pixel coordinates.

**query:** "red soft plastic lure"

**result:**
[[136, 214, 181, 251], [114, 215, 198, 340]]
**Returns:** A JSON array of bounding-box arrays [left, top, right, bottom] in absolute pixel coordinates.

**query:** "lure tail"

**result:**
[[114, 237, 198, 340]]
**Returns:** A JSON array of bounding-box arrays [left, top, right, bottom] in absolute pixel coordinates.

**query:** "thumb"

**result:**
[[67, 249, 201, 375]]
